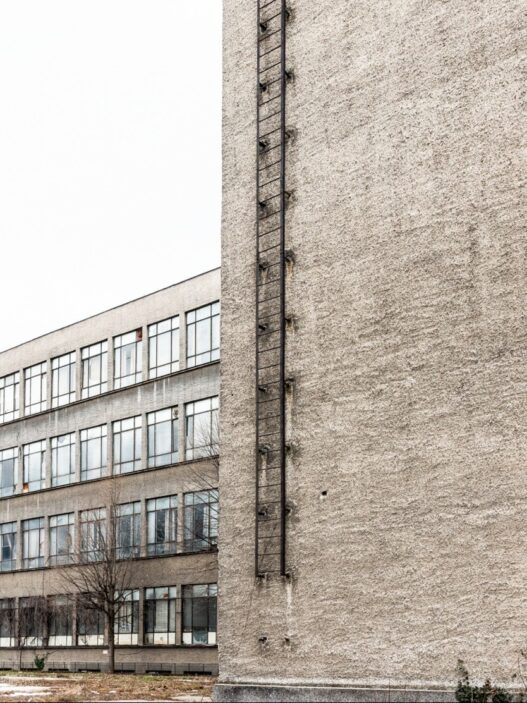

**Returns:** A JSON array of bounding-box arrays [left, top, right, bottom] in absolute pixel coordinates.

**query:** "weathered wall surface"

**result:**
[[220, 0, 527, 695]]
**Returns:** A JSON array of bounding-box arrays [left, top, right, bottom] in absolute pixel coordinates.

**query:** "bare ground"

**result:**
[[0, 672, 214, 702]]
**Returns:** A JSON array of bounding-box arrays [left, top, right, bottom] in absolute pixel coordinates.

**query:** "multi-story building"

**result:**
[[217, 0, 526, 701], [0, 268, 220, 675]]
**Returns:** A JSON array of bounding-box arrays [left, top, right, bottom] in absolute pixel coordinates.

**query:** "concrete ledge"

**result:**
[[213, 683, 455, 702]]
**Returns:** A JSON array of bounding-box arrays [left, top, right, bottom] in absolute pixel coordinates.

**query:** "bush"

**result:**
[[455, 660, 512, 703], [33, 655, 46, 671]]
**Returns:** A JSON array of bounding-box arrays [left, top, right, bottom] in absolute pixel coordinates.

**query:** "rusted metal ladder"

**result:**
[[255, 0, 291, 578]]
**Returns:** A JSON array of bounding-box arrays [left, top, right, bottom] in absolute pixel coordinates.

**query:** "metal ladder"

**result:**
[[255, 0, 291, 578]]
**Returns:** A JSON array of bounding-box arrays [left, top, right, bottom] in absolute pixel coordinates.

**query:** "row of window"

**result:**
[[0, 584, 217, 648], [0, 489, 218, 572], [0, 396, 218, 496], [0, 302, 220, 424]]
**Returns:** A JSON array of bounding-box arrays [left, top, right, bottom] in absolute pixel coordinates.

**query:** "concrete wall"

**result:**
[[219, 0, 527, 699]]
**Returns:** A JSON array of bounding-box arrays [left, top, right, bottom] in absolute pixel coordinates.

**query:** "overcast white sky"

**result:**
[[0, 1, 222, 351]]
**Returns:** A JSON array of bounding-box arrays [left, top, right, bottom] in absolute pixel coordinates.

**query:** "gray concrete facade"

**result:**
[[0, 268, 220, 674], [219, 1, 527, 701]]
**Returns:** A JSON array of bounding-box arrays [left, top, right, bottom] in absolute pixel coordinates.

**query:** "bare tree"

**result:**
[[60, 483, 134, 673]]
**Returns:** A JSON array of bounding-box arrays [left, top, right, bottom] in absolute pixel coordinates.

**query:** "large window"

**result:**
[[113, 416, 142, 474], [24, 362, 47, 415], [23, 440, 46, 492], [48, 595, 73, 646], [144, 587, 177, 645], [116, 502, 141, 559], [184, 490, 218, 553], [182, 584, 217, 645], [77, 601, 105, 646], [114, 330, 142, 388], [148, 316, 180, 378], [22, 517, 44, 569], [186, 302, 220, 368], [80, 425, 107, 481], [51, 433, 75, 487], [19, 597, 46, 647], [49, 513, 74, 566], [185, 397, 219, 460], [81, 341, 108, 398], [0, 599, 15, 647], [51, 352, 76, 407], [80, 509, 106, 562], [0, 447, 17, 498], [115, 590, 139, 645], [0, 522, 16, 572], [147, 408, 179, 468], [146, 495, 177, 556], [0, 372, 19, 423]]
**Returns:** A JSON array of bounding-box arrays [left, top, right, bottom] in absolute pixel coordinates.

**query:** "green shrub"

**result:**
[[33, 655, 46, 671]]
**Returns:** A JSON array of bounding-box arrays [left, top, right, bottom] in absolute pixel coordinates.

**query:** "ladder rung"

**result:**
[[258, 223, 281, 237], [258, 158, 281, 172], [258, 60, 282, 77], [259, 43, 281, 59], [259, 175, 281, 188], [258, 27, 281, 42], [259, 93, 281, 107], [258, 108, 281, 123], [260, 0, 280, 10], [258, 242, 281, 255], [259, 294, 281, 304]]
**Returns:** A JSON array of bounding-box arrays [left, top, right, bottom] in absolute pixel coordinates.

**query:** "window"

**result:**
[[51, 433, 75, 487], [184, 490, 218, 552], [51, 352, 76, 407], [144, 587, 177, 645], [113, 416, 142, 474], [147, 407, 179, 468], [114, 330, 142, 388], [77, 601, 105, 646], [49, 513, 74, 566], [19, 597, 46, 647], [116, 502, 141, 559], [0, 372, 19, 423], [48, 595, 73, 646], [22, 517, 44, 569], [147, 495, 177, 556], [0, 447, 17, 498], [23, 440, 46, 492], [185, 397, 219, 460], [0, 522, 16, 572], [148, 316, 180, 378], [115, 590, 139, 645], [0, 599, 15, 647], [182, 584, 217, 645], [80, 425, 107, 481], [80, 508, 106, 562], [81, 341, 108, 398], [186, 302, 220, 368], [24, 362, 47, 415]]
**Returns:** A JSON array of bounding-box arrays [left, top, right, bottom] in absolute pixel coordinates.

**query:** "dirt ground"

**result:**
[[0, 672, 214, 702]]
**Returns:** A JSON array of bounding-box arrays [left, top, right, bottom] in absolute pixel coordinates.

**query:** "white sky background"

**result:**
[[0, 1, 222, 351]]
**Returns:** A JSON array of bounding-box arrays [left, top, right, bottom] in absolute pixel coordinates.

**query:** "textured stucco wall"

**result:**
[[220, 0, 527, 694]]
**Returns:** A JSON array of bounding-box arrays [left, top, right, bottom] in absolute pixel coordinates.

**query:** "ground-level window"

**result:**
[[19, 596, 46, 647], [114, 590, 139, 645], [185, 397, 219, 460], [77, 601, 105, 646], [80, 425, 107, 481], [23, 440, 46, 492], [182, 584, 217, 645], [113, 416, 142, 474], [22, 517, 44, 569], [0, 522, 16, 572], [0, 447, 17, 498], [184, 490, 218, 552], [48, 595, 73, 646], [147, 407, 179, 468], [0, 599, 15, 647], [49, 513, 75, 566], [0, 372, 19, 424], [116, 502, 141, 559], [146, 495, 177, 556], [51, 433, 75, 487], [144, 586, 177, 645]]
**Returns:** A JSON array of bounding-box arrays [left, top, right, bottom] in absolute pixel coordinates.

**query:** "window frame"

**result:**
[[0, 372, 20, 424], [148, 316, 180, 378], [146, 495, 178, 556], [184, 490, 219, 553], [81, 340, 108, 398], [186, 302, 220, 368], [51, 432, 76, 487], [0, 447, 17, 498], [49, 513, 75, 566], [24, 362, 47, 415], [80, 424, 107, 481], [185, 396, 219, 460], [182, 583, 217, 646], [0, 522, 16, 572], [113, 416, 142, 475], [22, 517, 44, 569], [113, 329, 143, 389], [23, 440, 46, 492], [144, 586, 177, 645], [147, 407, 179, 468], [51, 352, 76, 407]]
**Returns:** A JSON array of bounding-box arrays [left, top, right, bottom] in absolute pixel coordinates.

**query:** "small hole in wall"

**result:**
[[320, 490, 327, 497]]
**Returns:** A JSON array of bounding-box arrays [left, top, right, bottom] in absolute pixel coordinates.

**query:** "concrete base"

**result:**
[[213, 683, 455, 702]]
